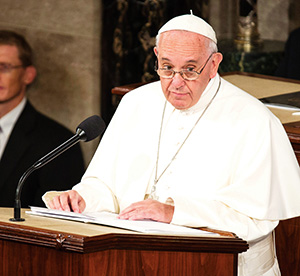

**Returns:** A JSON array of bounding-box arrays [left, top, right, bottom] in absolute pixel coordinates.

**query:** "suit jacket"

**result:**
[[0, 101, 85, 207], [275, 27, 300, 80]]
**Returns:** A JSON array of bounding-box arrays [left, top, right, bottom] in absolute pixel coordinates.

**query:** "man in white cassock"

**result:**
[[45, 14, 300, 275]]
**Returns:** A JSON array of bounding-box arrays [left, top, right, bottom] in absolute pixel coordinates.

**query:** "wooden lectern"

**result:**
[[0, 209, 248, 275], [112, 72, 300, 276]]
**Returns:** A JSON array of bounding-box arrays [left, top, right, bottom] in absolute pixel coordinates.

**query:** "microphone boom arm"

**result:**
[[9, 114, 106, 222], [10, 128, 85, 221]]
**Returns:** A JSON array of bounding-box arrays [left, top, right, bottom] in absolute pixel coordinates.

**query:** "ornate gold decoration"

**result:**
[[234, 0, 262, 52]]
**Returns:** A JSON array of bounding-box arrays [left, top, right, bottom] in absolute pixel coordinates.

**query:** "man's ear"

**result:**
[[209, 52, 223, 79], [23, 66, 37, 85], [154, 46, 158, 56]]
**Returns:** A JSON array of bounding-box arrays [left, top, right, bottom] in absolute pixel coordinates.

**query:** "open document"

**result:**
[[27, 206, 219, 237]]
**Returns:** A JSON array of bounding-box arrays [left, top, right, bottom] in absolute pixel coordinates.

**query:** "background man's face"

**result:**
[[0, 45, 27, 106]]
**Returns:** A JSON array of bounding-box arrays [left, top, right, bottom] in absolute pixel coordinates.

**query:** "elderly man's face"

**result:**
[[155, 30, 222, 110]]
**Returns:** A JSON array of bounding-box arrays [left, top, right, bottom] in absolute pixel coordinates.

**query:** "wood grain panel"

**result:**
[[0, 239, 237, 276]]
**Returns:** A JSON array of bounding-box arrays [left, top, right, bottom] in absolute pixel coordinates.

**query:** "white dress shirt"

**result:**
[[0, 98, 26, 159]]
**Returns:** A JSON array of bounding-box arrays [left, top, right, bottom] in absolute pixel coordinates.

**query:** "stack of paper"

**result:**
[[27, 207, 219, 237]]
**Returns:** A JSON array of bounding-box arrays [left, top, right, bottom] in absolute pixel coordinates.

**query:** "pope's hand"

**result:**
[[118, 199, 174, 223], [48, 190, 86, 213]]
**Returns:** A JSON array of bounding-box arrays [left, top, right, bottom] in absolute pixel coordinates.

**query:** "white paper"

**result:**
[[26, 206, 219, 236]]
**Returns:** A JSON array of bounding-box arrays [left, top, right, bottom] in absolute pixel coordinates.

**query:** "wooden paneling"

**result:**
[[284, 121, 300, 165], [275, 218, 300, 276], [0, 239, 239, 276]]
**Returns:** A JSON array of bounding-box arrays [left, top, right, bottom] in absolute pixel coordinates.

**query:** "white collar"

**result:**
[[167, 74, 221, 116], [0, 97, 27, 138]]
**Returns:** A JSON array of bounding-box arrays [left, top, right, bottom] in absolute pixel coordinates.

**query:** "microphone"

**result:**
[[10, 115, 106, 222]]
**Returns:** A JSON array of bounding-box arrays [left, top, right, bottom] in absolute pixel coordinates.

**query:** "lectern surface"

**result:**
[[0, 208, 247, 276]]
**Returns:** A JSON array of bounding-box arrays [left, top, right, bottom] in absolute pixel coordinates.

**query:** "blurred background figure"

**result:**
[[275, 27, 300, 80], [0, 30, 85, 207]]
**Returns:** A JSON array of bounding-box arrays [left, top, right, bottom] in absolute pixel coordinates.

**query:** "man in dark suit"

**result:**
[[0, 30, 85, 207], [275, 27, 300, 80]]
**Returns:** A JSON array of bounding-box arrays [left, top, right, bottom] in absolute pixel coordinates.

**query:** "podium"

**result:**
[[0, 208, 248, 276]]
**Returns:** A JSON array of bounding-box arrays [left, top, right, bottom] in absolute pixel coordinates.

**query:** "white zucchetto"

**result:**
[[157, 14, 217, 44]]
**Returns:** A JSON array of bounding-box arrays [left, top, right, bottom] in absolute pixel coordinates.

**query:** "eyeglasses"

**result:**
[[155, 52, 214, 81], [0, 63, 24, 73]]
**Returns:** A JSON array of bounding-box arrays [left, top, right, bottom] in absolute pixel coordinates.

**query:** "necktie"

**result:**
[[0, 125, 3, 159]]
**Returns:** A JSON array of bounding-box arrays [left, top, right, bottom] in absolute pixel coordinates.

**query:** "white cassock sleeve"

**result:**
[[72, 82, 165, 214]]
